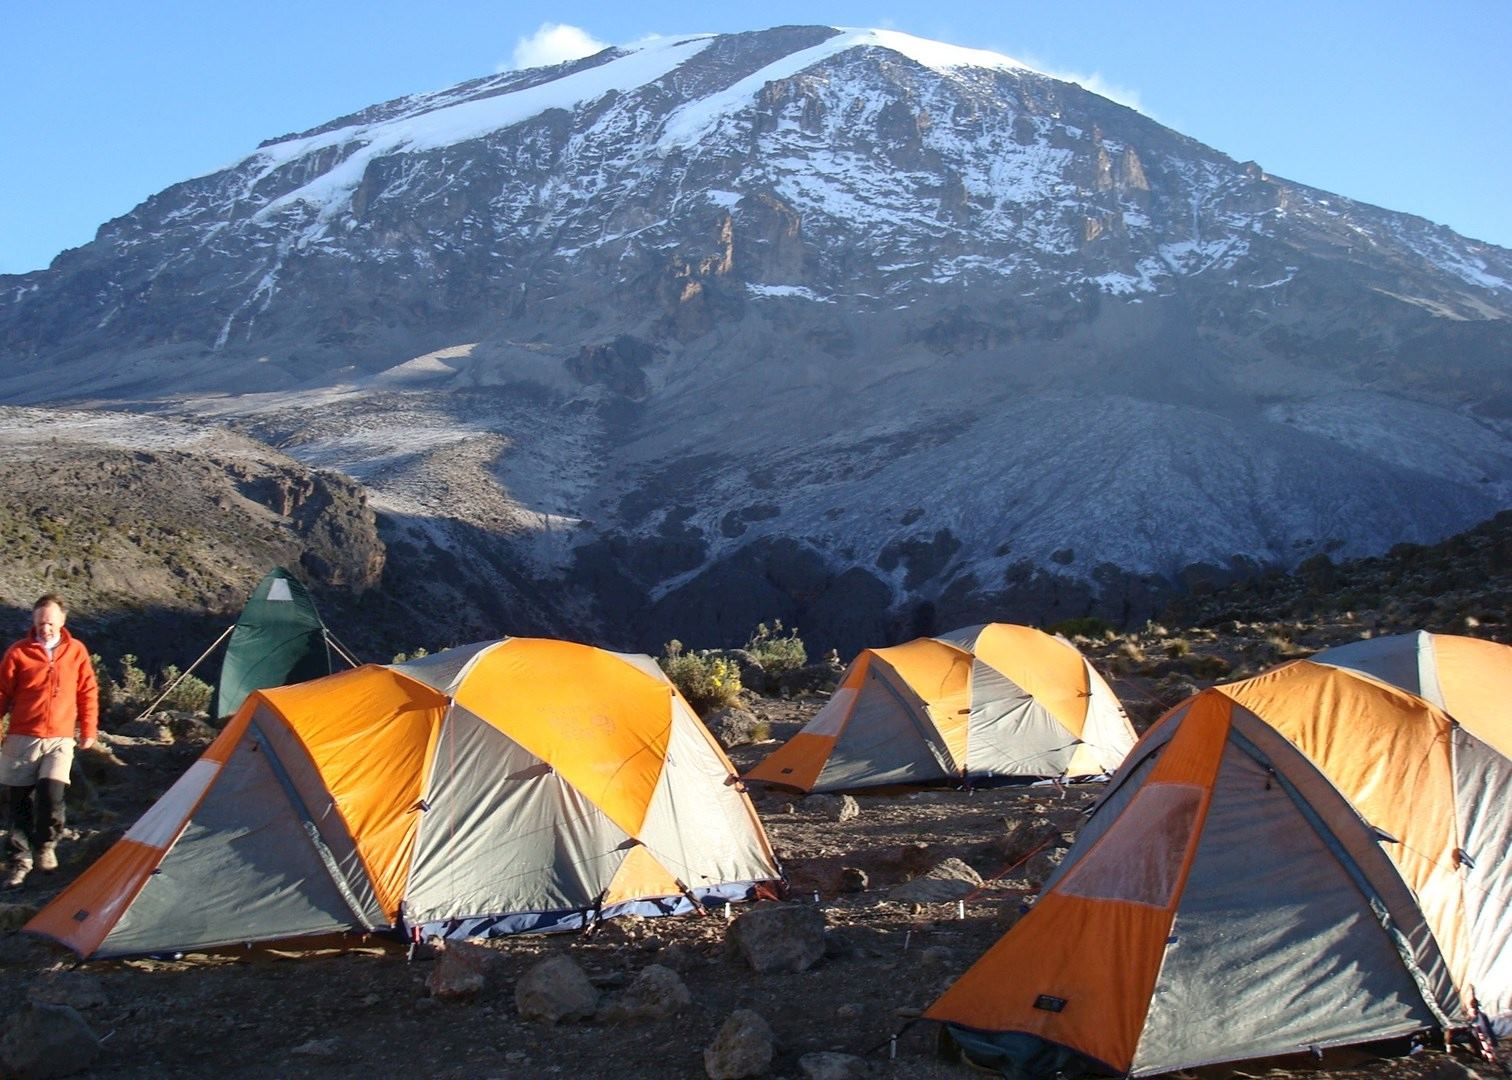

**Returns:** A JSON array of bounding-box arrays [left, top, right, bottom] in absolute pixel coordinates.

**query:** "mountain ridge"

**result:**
[[1, 24, 1508, 652]]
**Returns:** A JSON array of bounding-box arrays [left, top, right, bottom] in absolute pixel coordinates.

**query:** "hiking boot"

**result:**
[[2, 860, 31, 889], [36, 844, 58, 872]]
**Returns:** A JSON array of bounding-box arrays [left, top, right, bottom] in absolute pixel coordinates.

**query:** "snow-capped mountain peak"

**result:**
[[1, 24, 1507, 652]]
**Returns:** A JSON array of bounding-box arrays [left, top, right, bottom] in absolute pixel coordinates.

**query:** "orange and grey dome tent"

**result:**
[[926, 651, 1512, 1076], [26, 638, 782, 960], [744, 623, 1134, 792], [1310, 630, 1512, 732]]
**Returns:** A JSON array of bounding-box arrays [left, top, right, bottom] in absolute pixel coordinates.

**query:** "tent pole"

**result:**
[[129, 624, 235, 724], [324, 630, 363, 670]]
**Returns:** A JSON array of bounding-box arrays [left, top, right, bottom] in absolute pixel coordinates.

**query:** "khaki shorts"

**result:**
[[0, 736, 75, 786]]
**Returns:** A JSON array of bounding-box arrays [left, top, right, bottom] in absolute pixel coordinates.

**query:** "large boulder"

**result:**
[[706, 705, 762, 749], [0, 1002, 101, 1079], [26, 973, 106, 1013], [704, 1009, 774, 1079], [890, 857, 983, 902], [776, 660, 843, 696], [728, 901, 826, 973]]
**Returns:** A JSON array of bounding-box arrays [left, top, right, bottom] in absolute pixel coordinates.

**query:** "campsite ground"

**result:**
[[0, 695, 1503, 1079]]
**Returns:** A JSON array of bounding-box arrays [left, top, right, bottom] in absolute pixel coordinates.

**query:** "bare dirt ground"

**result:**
[[0, 696, 1504, 1079]]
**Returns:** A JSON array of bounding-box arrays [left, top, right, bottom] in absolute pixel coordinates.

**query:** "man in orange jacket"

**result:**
[[0, 594, 98, 888]]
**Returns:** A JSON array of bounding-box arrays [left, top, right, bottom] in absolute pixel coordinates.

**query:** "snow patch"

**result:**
[[249, 35, 714, 224], [658, 28, 1029, 151], [370, 343, 480, 387], [747, 284, 831, 302]]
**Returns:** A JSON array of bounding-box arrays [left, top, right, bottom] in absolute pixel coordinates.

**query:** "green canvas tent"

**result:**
[[211, 568, 335, 720]]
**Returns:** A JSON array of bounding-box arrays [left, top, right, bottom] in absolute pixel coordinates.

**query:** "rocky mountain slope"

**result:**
[[1, 26, 1509, 652], [0, 407, 387, 661]]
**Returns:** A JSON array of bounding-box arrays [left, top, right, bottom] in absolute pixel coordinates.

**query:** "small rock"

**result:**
[[919, 946, 956, 969], [838, 867, 868, 893], [599, 964, 692, 1022], [835, 1003, 865, 1022], [779, 802, 796, 815], [505, 1051, 528, 1064], [167, 713, 217, 743], [704, 1009, 774, 1079], [1002, 815, 1061, 860], [822, 929, 856, 961], [292, 1038, 340, 1057], [117, 719, 173, 742], [0, 1002, 101, 1078], [639, 935, 665, 952], [425, 939, 496, 1000], [799, 1051, 870, 1079], [803, 794, 836, 814], [515, 954, 600, 1024], [728, 901, 826, 973]]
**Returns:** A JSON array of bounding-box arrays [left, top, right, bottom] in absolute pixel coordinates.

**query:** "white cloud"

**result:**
[[1067, 72, 1145, 115], [1016, 52, 1146, 115], [506, 23, 610, 71]]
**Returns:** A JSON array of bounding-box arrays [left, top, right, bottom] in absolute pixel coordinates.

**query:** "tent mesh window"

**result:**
[[1056, 782, 1202, 908]]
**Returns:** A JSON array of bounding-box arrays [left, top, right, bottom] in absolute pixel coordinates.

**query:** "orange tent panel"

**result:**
[[871, 639, 972, 765], [453, 639, 673, 838], [261, 667, 448, 919], [970, 623, 1091, 737], [1431, 635, 1512, 757], [743, 731, 837, 790]]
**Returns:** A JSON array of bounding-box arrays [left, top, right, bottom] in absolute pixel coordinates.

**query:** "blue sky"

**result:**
[[3, 1, 1509, 275]]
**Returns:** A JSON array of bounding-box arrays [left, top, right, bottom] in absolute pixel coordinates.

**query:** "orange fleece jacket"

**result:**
[[0, 628, 99, 742]]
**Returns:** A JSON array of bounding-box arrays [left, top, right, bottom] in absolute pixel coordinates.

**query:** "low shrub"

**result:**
[[1176, 654, 1233, 681], [743, 620, 807, 677], [1048, 616, 1116, 640], [98, 653, 213, 721], [156, 665, 213, 714], [113, 653, 151, 709], [659, 640, 743, 715]]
